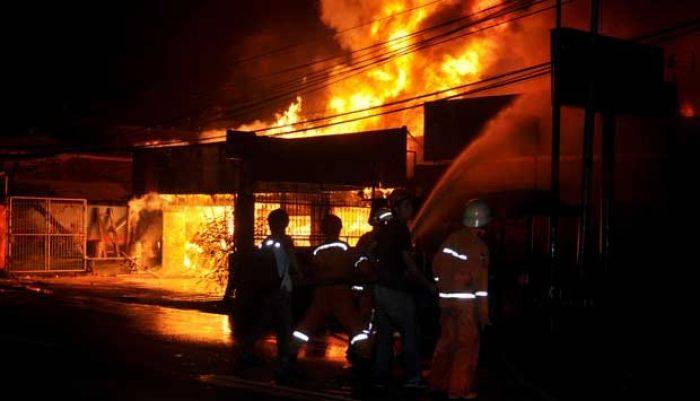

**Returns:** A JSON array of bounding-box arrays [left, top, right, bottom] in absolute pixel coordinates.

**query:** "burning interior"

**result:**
[[127, 191, 375, 295]]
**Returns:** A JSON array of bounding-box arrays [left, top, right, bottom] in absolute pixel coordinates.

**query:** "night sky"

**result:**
[[4, 0, 698, 145], [5, 0, 334, 142]]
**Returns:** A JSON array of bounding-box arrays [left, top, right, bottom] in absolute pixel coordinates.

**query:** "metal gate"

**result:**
[[8, 197, 87, 273]]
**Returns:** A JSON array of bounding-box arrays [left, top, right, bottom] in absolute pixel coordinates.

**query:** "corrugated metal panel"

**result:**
[[227, 128, 407, 187], [133, 143, 238, 195]]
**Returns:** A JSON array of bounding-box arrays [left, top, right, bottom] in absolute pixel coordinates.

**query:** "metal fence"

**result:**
[[8, 197, 87, 273], [253, 192, 373, 247]]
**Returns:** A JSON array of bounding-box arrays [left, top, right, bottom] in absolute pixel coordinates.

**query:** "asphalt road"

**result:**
[[0, 284, 356, 400], [0, 279, 554, 401]]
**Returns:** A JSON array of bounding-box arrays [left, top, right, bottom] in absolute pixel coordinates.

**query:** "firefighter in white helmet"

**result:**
[[429, 199, 492, 400]]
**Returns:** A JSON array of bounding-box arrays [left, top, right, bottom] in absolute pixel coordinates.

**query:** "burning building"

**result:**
[[127, 128, 406, 295]]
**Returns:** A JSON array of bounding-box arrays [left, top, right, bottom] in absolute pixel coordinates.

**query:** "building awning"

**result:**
[[227, 128, 407, 188]]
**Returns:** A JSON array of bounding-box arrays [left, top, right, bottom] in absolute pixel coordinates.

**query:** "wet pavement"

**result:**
[[0, 277, 548, 400]]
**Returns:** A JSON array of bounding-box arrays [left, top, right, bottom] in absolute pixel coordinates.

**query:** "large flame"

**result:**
[[229, 0, 509, 140]]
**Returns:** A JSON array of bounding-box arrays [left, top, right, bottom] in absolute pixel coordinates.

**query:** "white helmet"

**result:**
[[462, 199, 492, 228]]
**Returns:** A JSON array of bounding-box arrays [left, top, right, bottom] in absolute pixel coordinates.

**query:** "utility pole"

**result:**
[[548, 0, 563, 326], [577, 0, 600, 299], [600, 113, 615, 277]]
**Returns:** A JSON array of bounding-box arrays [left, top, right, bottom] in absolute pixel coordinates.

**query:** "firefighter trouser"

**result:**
[[373, 285, 421, 381], [293, 285, 368, 355], [429, 299, 480, 397], [351, 284, 375, 326], [241, 290, 293, 366]]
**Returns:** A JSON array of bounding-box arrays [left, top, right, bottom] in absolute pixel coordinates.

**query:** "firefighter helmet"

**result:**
[[462, 199, 492, 228], [367, 198, 389, 225], [372, 207, 393, 225]]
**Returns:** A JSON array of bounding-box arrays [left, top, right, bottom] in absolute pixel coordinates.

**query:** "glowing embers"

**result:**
[[442, 247, 468, 261], [312, 241, 349, 256], [439, 292, 477, 299]]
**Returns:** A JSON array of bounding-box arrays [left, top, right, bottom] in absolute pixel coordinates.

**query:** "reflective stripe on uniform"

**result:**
[[475, 291, 488, 297], [312, 241, 348, 256], [442, 247, 468, 261], [350, 332, 369, 345], [354, 256, 368, 268], [292, 330, 309, 342], [261, 239, 281, 248], [439, 292, 476, 299], [351, 285, 365, 291]]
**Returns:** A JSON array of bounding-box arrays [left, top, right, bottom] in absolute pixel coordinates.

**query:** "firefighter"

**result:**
[[373, 189, 436, 389], [429, 199, 491, 400], [238, 209, 301, 379], [353, 205, 393, 323], [292, 214, 369, 359]]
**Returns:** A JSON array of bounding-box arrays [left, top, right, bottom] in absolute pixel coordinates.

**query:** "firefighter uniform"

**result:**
[[353, 207, 392, 324], [292, 240, 369, 353], [353, 230, 377, 323], [429, 227, 490, 398]]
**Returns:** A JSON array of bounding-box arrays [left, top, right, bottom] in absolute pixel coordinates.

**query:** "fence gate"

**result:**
[[8, 197, 87, 273]]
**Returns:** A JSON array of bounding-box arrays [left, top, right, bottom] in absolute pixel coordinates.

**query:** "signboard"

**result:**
[[554, 28, 672, 115], [423, 96, 516, 161]]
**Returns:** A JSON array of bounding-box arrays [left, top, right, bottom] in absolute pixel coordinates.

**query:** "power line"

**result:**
[[185, 66, 550, 144], [9, 5, 695, 156], [108, 62, 549, 150], [223, 15, 697, 139], [150, 61, 551, 146], [117, 0, 545, 138], [231, 0, 450, 66], [225, 1, 516, 87], [212, 0, 557, 123], [258, 63, 551, 134], [253, 68, 551, 137], [126, 0, 564, 143], [112, 0, 526, 139]]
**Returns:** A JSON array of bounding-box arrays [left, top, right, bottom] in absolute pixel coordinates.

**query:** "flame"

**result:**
[[233, 0, 506, 139], [128, 193, 234, 295], [236, 96, 305, 135], [332, 207, 373, 243], [128, 192, 375, 293]]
